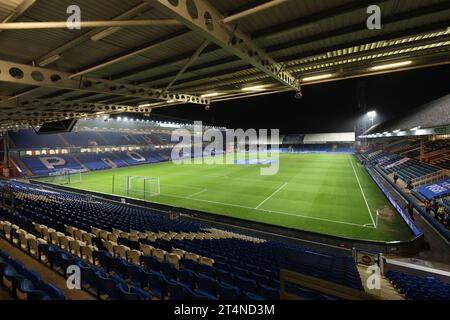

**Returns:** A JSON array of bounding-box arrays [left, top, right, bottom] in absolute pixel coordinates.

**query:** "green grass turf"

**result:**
[[38, 153, 414, 242]]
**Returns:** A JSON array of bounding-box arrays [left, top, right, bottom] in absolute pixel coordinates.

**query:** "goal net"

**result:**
[[48, 168, 82, 185], [121, 176, 160, 199]]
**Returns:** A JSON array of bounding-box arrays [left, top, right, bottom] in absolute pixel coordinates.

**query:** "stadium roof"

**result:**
[[362, 94, 450, 138], [0, 0, 449, 128]]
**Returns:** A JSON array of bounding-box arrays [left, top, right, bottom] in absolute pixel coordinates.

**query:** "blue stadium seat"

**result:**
[[258, 284, 279, 300], [111, 257, 127, 278], [167, 280, 191, 300], [177, 268, 196, 290], [43, 283, 65, 300], [196, 274, 218, 298], [96, 273, 124, 300], [126, 263, 144, 288], [93, 250, 113, 272], [143, 270, 165, 299], [218, 282, 240, 300], [216, 269, 234, 284], [242, 291, 266, 300], [235, 276, 258, 294]]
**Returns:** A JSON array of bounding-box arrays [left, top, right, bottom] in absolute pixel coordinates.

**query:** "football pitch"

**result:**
[[38, 153, 414, 242]]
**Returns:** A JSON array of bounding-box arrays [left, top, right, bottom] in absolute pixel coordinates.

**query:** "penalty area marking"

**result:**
[[348, 155, 377, 228]]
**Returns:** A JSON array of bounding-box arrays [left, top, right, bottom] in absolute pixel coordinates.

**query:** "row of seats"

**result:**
[[1, 218, 152, 300], [0, 240, 65, 300], [2, 214, 270, 300], [386, 270, 450, 300]]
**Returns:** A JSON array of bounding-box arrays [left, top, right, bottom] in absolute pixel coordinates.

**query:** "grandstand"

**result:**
[[0, 0, 449, 306]]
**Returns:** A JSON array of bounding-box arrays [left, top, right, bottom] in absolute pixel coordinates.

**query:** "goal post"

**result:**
[[48, 168, 82, 185], [121, 175, 160, 199]]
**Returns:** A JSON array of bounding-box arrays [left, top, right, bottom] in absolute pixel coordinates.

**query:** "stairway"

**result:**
[[58, 133, 71, 147], [103, 158, 117, 168], [72, 155, 89, 171], [13, 158, 33, 176], [357, 265, 405, 300], [96, 131, 109, 145]]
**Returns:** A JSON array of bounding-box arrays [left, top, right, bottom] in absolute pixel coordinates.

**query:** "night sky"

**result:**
[[151, 64, 450, 134]]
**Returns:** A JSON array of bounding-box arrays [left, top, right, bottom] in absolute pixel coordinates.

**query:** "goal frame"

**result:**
[[48, 168, 82, 185], [123, 175, 160, 199]]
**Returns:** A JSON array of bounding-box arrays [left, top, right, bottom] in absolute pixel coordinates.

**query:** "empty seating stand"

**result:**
[[386, 271, 450, 300], [0, 180, 365, 300]]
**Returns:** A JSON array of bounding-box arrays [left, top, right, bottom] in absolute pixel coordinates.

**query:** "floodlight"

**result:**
[[371, 60, 412, 71], [241, 85, 267, 91], [367, 111, 376, 118], [38, 54, 61, 67], [201, 92, 221, 98], [301, 74, 333, 82]]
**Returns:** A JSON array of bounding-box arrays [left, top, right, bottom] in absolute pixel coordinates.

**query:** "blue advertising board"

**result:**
[[366, 166, 421, 236], [416, 178, 450, 200]]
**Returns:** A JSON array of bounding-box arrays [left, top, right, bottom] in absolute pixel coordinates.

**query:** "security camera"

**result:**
[[204, 104, 210, 111], [294, 90, 303, 99]]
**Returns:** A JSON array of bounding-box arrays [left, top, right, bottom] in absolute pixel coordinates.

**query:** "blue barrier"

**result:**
[[365, 165, 421, 237], [372, 165, 450, 242]]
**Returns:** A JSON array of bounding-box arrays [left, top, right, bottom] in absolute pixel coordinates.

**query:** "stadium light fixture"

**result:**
[[367, 111, 376, 118], [411, 126, 421, 131], [38, 54, 61, 67], [301, 74, 333, 82], [241, 85, 268, 92], [117, 117, 122, 121], [201, 92, 221, 98], [393, 129, 401, 133], [371, 60, 412, 71], [90, 27, 120, 41]]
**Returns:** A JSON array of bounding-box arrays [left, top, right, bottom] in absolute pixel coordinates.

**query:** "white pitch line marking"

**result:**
[[186, 189, 208, 199], [158, 191, 375, 229], [255, 182, 288, 209], [348, 155, 376, 228]]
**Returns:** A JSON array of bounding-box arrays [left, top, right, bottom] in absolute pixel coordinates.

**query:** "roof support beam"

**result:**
[[160, 40, 210, 95], [222, 0, 288, 24], [69, 30, 189, 78], [174, 46, 450, 92], [144, 0, 299, 91], [252, 0, 389, 40], [146, 21, 450, 90], [35, 2, 152, 66], [0, 97, 153, 127], [0, 59, 210, 105], [265, 1, 450, 53], [0, 97, 151, 114], [1, 0, 36, 23], [0, 19, 180, 30]]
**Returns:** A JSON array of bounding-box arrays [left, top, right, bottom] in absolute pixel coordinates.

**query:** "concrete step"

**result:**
[[357, 265, 405, 300]]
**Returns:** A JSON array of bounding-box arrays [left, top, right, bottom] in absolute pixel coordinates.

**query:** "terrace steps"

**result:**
[[58, 134, 71, 147], [357, 265, 405, 300], [14, 158, 32, 176], [95, 131, 110, 145], [72, 155, 89, 171]]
